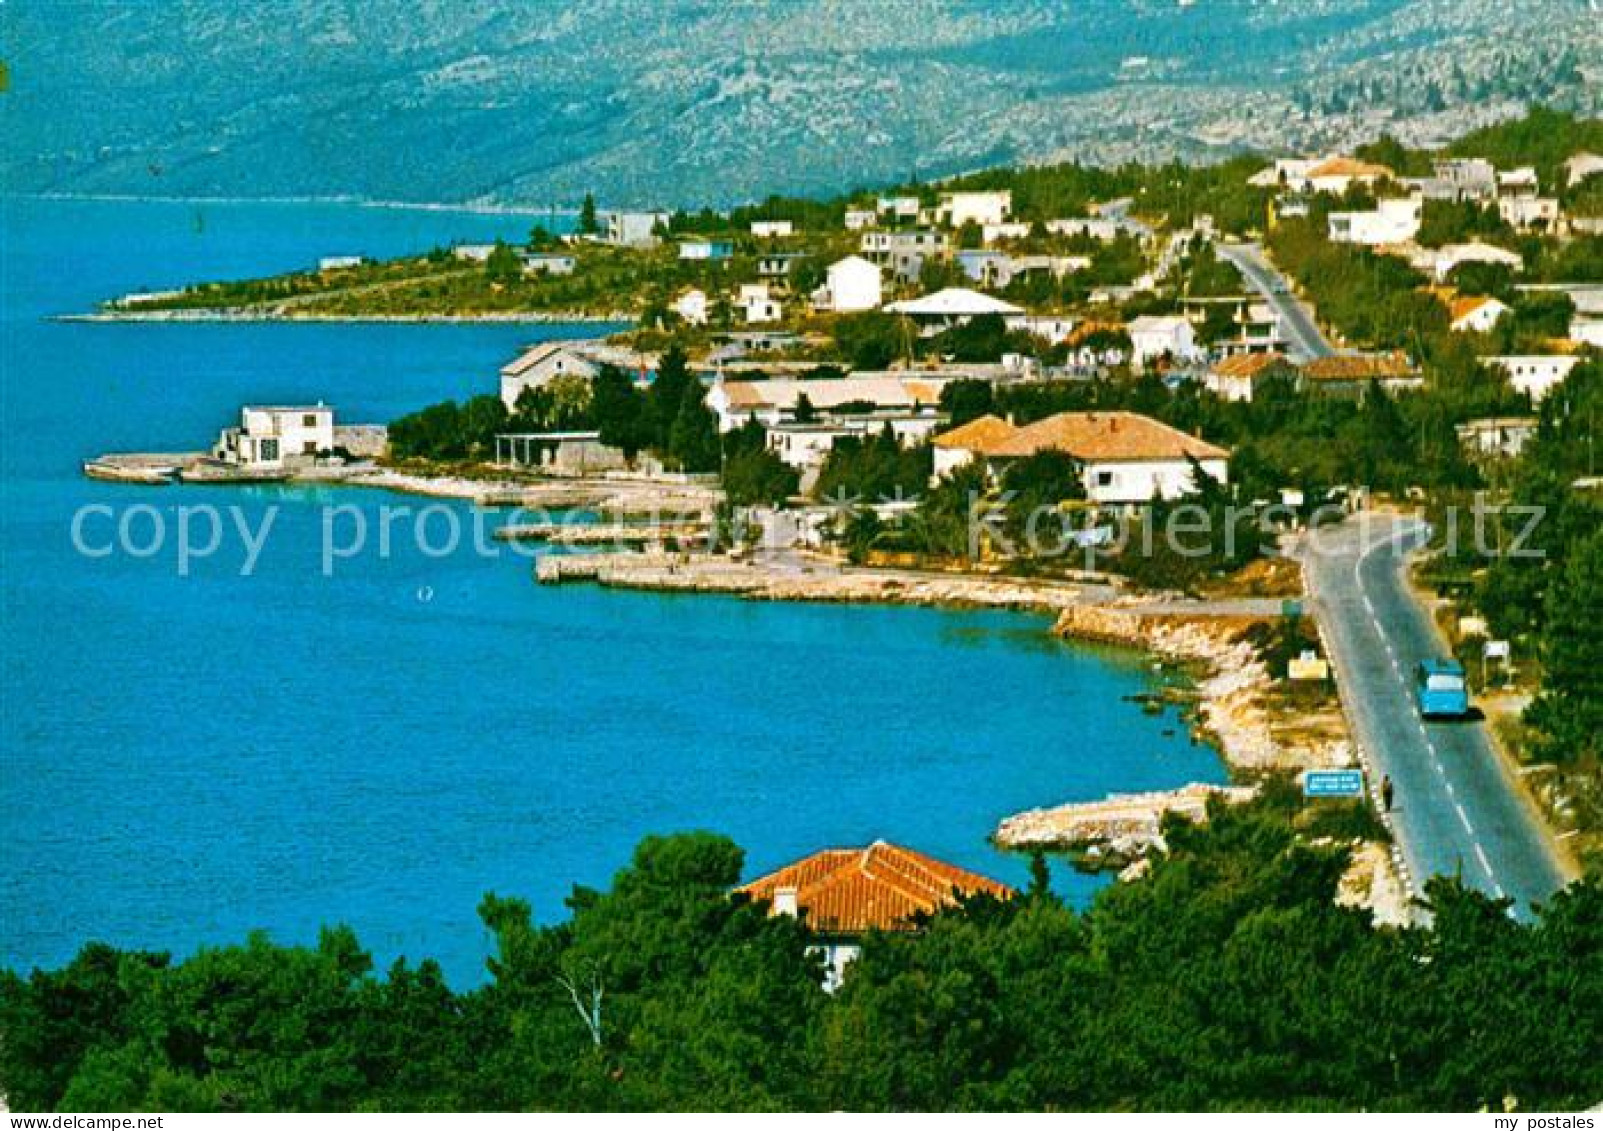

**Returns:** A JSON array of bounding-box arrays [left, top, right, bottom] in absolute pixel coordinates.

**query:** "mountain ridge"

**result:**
[[4, 0, 1599, 208]]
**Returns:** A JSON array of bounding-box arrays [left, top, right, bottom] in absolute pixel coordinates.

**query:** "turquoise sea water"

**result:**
[[0, 197, 1226, 985]]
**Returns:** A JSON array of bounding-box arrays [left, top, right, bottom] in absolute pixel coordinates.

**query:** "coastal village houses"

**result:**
[[739, 842, 1012, 991], [932, 410, 1230, 506]]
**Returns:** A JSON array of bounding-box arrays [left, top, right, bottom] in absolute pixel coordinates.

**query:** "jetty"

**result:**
[[495, 521, 710, 546], [82, 452, 199, 485]]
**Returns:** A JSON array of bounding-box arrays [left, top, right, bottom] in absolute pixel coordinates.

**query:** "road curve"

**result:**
[[1301, 512, 1567, 917], [1217, 241, 1334, 363]]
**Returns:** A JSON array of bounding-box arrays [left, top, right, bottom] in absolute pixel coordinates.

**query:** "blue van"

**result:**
[[1416, 659, 1470, 719]]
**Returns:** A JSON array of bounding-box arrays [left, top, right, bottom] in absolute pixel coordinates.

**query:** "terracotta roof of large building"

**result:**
[[500, 341, 597, 378], [739, 842, 1013, 935], [931, 413, 1017, 450], [933, 410, 1228, 463], [1300, 351, 1417, 382], [1210, 352, 1292, 378], [716, 375, 949, 412], [1307, 156, 1392, 180]]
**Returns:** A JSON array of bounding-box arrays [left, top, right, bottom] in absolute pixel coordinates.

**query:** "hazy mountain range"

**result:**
[[4, 0, 1599, 209]]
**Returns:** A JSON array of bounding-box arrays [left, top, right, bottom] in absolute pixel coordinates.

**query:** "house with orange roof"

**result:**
[[1204, 352, 1297, 403], [739, 841, 1013, 990], [932, 410, 1230, 504], [1446, 294, 1511, 334], [1305, 156, 1394, 195], [1298, 351, 1422, 399]]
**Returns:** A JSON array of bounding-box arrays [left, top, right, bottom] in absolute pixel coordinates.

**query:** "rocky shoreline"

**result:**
[[64, 308, 632, 324]]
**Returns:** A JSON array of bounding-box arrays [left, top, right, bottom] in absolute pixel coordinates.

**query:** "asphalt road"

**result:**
[[1217, 241, 1334, 363], [1302, 513, 1567, 917]]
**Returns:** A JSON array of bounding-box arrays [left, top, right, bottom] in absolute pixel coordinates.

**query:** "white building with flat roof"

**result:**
[[601, 210, 669, 247], [213, 404, 335, 468], [937, 190, 1012, 228], [1128, 315, 1198, 370], [1327, 197, 1422, 246], [750, 220, 794, 239]]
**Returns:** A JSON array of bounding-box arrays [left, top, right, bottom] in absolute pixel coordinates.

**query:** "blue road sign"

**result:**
[[1304, 769, 1365, 798]]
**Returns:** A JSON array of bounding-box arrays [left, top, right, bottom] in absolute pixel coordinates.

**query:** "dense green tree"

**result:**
[[667, 378, 721, 473], [832, 312, 908, 370], [1527, 529, 1603, 765]]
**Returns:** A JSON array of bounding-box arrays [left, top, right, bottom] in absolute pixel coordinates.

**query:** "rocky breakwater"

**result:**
[[536, 551, 1088, 611], [995, 783, 1257, 872]]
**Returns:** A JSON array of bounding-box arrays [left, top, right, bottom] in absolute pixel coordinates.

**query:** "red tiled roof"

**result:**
[[1301, 351, 1416, 382], [931, 413, 1016, 450], [1307, 156, 1392, 180], [739, 842, 1013, 935], [1211, 352, 1291, 379]]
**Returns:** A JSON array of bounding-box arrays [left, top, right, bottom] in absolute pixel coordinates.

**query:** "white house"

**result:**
[[1127, 315, 1197, 370], [885, 287, 1022, 335], [814, 256, 883, 313], [1565, 153, 1603, 188], [1251, 155, 1392, 195], [738, 283, 782, 325], [1422, 241, 1524, 282], [876, 195, 923, 220], [601, 210, 669, 247], [1249, 156, 1322, 190], [498, 342, 602, 410], [1044, 216, 1147, 241], [1204, 353, 1297, 403], [1421, 158, 1498, 202], [750, 220, 794, 239], [1456, 417, 1538, 460], [1447, 295, 1511, 334], [844, 208, 878, 231], [766, 413, 946, 473], [1303, 156, 1394, 195], [932, 410, 1230, 505], [1485, 355, 1583, 403], [678, 239, 733, 261], [674, 288, 709, 327], [520, 252, 576, 276], [318, 255, 363, 271], [705, 374, 950, 432], [1327, 197, 1422, 246], [982, 221, 1032, 245], [1008, 314, 1077, 345], [937, 190, 1012, 228], [212, 404, 336, 468], [1571, 317, 1603, 349], [1498, 196, 1561, 232], [451, 244, 497, 263]]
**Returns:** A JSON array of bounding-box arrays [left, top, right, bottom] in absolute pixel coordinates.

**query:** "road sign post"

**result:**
[[1303, 769, 1365, 798]]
